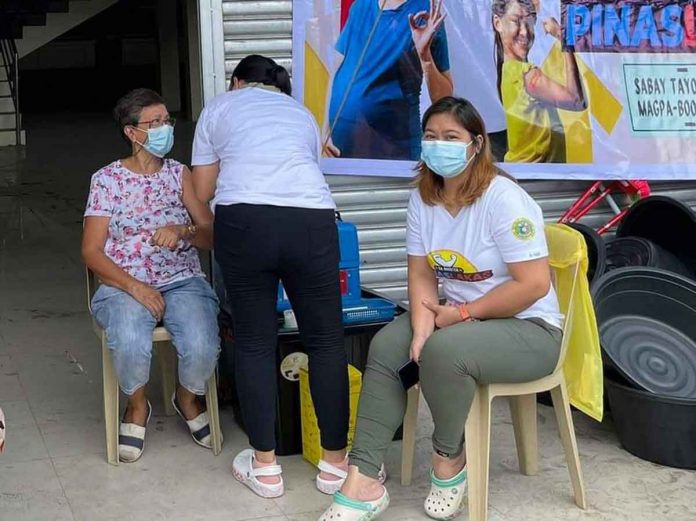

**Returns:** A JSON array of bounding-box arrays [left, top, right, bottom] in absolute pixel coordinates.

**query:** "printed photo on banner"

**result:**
[[292, 0, 696, 179]]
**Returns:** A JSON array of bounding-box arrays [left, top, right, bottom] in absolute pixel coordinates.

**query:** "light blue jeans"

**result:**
[[91, 276, 220, 396]]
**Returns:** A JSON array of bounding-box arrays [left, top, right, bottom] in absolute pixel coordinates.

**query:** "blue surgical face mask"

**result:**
[[421, 140, 476, 178], [136, 124, 174, 158]]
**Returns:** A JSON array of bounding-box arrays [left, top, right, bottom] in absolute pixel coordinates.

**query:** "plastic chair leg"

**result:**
[[550, 382, 587, 509], [102, 339, 120, 466], [158, 343, 177, 416], [400, 386, 420, 486], [466, 387, 492, 521], [509, 394, 539, 476], [206, 369, 223, 456]]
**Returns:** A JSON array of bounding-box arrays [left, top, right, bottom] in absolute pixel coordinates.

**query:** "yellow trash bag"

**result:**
[[546, 224, 604, 421], [300, 364, 363, 466]]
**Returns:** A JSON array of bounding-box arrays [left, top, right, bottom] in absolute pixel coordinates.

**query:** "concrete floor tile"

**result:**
[[0, 399, 49, 463], [0, 373, 25, 401], [53, 450, 285, 521], [0, 459, 75, 521]]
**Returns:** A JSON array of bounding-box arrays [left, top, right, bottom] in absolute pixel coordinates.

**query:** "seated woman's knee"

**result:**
[[366, 326, 405, 371], [419, 333, 461, 378]]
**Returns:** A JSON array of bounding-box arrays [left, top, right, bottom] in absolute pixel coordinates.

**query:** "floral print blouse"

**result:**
[[84, 159, 203, 286]]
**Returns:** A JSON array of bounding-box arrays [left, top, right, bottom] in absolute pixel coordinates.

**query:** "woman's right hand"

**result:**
[[129, 282, 165, 321]]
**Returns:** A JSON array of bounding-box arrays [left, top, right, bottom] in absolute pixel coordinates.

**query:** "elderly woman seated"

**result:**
[[81, 88, 220, 462]]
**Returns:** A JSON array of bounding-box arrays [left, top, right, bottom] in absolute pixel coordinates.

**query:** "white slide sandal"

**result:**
[[232, 448, 284, 498]]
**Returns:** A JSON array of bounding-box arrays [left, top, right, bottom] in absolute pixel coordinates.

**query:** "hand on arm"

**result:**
[[407, 255, 439, 362], [82, 217, 165, 320]]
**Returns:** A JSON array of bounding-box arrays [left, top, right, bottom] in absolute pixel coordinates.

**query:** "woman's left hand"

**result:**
[[422, 299, 462, 329], [151, 225, 185, 250]]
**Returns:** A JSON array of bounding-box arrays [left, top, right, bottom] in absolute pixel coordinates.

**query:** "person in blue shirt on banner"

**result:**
[[325, 0, 453, 160]]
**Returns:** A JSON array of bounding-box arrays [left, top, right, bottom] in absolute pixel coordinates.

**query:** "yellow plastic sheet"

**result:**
[[546, 224, 604, 422]]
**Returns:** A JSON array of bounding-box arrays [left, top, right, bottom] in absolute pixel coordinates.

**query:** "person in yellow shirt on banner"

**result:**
[[492, 0, 586, 163]]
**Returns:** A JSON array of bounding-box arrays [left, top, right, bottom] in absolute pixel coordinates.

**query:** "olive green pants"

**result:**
[[350, 313, 562, 478]]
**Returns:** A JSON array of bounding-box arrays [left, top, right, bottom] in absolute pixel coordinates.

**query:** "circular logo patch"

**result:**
[[280, 352, 308, 382], [512, 218, 535, 241]]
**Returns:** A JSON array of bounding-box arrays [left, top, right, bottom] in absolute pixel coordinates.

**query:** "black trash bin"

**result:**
[[605, 237, 692, 278], [592, 267, 696, 399], [568, 222, 606, 289], [605, 373, 696, 470], [616, 196, 696, 278]]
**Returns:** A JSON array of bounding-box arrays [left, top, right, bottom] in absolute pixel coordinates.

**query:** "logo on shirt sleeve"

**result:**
[[427, 250, 493, 282], [512, 218, 536, 241]]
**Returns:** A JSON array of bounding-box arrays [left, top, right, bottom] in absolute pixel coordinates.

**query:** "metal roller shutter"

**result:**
[[221, 0, 292, 82]]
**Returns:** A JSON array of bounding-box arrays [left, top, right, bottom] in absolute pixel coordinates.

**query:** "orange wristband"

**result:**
[[458, 303, 472, 322]]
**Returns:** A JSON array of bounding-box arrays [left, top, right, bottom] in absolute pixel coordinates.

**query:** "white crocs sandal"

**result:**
[[424, 466, 467, 520], [316, 460, 388, 495], [318, 489, 390, 521], [118, 401, 152, 463], [171, 392, 222, 449], [232, 448, 284, 498]]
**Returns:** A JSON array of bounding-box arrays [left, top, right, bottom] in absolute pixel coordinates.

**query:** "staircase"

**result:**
[[0, 0, 120, 146], [0, 39, 23, 147]]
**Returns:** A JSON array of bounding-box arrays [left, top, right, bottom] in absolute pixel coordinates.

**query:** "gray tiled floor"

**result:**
[[1, 115, 695, 521]]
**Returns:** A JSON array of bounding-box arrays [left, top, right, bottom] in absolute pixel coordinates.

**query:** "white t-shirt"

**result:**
[[406, 175, 563, 329], [191, 87, 335, 210]]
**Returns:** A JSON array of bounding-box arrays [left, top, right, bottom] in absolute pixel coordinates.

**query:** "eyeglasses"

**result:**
[[137, 117, 176, 129]]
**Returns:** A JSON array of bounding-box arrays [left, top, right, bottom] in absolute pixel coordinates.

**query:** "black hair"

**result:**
[[113, 88, 166, 145], [231, 54, 292, 96]]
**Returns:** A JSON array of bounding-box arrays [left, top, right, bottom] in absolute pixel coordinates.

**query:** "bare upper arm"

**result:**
[[507, 257, 551, 295], [81, 216, 110, 255], [191, 162, 220, 204], [408, 255, 437, 282], [524, 68, 584, 111], [181, 166, 214, 226]]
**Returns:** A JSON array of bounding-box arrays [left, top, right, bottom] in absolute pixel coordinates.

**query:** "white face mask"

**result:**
[[421, 140, 476, 178]]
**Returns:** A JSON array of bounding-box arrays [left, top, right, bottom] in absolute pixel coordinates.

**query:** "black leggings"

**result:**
[[214, 204, 349, 452]]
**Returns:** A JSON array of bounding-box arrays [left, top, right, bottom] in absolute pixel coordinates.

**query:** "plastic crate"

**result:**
[[343, 298, 396, 326], [300, 364, 362, 467]]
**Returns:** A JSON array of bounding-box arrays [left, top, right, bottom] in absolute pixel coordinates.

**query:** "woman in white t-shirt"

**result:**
[[191, 55, 349, 499], [318, 97, 563, 521]]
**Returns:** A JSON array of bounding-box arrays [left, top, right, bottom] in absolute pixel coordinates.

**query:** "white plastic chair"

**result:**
[[86, 269, 223, 465], [400, 224, 587, 521]]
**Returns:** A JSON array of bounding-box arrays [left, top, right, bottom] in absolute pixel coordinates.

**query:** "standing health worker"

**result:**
[[191, 55, 349, 499]]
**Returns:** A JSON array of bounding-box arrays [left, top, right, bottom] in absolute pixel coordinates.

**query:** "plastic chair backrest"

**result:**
[[545, 223, 585, 374], [86, 268, 98, 314]]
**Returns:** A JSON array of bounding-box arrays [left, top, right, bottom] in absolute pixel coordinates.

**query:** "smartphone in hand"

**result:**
[[398, 359, 420, 390]]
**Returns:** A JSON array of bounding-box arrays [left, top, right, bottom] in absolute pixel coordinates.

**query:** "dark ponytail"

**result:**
[[231, 54, 292, 95]]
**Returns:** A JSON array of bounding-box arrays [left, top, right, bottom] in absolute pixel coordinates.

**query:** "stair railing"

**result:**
[[0, 38, 20, 145]]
